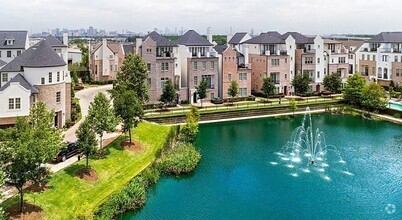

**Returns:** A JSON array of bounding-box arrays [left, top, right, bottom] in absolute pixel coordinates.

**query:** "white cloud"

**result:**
[[1, 0, 401, 34]]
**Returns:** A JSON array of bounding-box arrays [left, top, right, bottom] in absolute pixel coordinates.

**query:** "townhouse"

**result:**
[[0, 31, 29, 64], [137, 31, 180, 103], [358, 32, 402, 86], [176, 30, 219, 103], [0, 35, 71, 128], [89, 39, 124, 81]]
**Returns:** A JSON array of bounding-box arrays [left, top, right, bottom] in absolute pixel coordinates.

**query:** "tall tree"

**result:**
[[114, 53, 149, 104], [87, 93, 117, 149], [261, 77, 276, 98], [227, 80, 239, 98], [0, 102, 62, 212], [361, 82, 387, 112], [76, 119, 97, 169], [343, 73, 366, 106], [292, 72, 311, 94], [196, 79, 208, 107], [114, 89, 144, 143], [159, 79, 177, 106], [323, 72, 342, 93]]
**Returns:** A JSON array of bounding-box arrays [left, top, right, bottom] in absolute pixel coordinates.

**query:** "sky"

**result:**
[[2, 0, 401, 35]]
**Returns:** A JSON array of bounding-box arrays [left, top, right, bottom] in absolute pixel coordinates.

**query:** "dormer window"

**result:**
[[6, 39, 14, 46]]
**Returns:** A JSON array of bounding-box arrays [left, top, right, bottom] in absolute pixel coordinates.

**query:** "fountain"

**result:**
[[273, 107, 351, 179]]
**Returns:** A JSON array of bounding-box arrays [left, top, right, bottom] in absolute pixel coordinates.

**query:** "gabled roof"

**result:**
[[339, 40, 365, 53], [243, 32, 285, 44], [144, 31, 177, 47], [0, 31, 28, 49], [0, 59, 6, 67], [123, 44, 135, 55], [175, 30, 213, 46], [107, 42, 121, 53], [228, 32, 248, 44], [213, 45, 228, 55], [368, 32, 402, 43], [1, 40, 66, 71], [324, 39, 342, 44], [281, 32, 314, 44], [44, 35, 66, 47], [0, 74, 38, 93]]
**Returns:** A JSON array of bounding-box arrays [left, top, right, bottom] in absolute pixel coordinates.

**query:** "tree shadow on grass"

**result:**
[[63, 163, 86, 178]]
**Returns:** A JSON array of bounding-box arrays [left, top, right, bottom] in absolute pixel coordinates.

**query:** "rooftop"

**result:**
[[0, 31, 28, 49], [144, 31, 177, 47], [175, 30, 213, 46], [367, 32, 402, 43], [0, 73, 38, 93]]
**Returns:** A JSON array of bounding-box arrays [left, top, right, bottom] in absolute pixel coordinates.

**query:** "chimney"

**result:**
[[244, 45, 249, 65], [135, 38, 143, 55], [63, 33, 68, 46], [207, 27, 212, 44]]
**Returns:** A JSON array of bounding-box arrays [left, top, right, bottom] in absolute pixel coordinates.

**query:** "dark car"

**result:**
[[56, 142, 80, 162]]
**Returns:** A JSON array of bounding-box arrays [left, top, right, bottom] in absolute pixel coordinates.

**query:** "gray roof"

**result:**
[[0, 59, 6, 67], [1, 40, 66, 72], [144, 31, 177, 47], [368, 32, 402, 43], [175, 30, 213, 46], [228, 32, 248, 44], [0, 31, 28, 49], [123, 44, 135, 55], [44, 35, 66, 47], [281, 32, 314, 44], [213, 45, 228, 54], [244, 32, 285, 44], [0, 73, 38, 93]]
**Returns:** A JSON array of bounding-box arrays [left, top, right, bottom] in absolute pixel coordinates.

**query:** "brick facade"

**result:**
[[187, 57, 219, 100], [222, 47, 251, 98]]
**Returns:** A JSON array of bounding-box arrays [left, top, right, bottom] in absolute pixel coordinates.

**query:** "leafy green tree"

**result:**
[[181, 106, 200, 143], [79, 44, 89, 68], [292, 72, 311, 94], [227, 80, 239, 98], [114, 89, 144, 143], [0, 102, 62, 212], [361, 82, 387, 112], [262, 77, 276, 98], [343, 73, 366, 106], [87, 93, 118, 149], [323, 72, 342, 93], [114, 53, 149, 104], [76, 119, 97, 169], [159, 79, 177, 106], [196, 79, 208, 107], [289, 98, 298, 116]]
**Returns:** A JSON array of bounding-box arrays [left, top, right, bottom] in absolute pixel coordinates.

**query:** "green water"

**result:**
[[122, 114, 402, 219]]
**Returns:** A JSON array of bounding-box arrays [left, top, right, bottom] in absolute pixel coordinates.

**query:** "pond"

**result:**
[[122, 114, 402, 219]]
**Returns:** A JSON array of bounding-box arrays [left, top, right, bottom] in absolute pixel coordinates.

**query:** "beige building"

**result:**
[[89, 39, 124, 81]]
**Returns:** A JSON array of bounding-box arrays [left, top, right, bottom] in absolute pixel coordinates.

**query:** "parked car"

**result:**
[[56, 142, 80, 162]]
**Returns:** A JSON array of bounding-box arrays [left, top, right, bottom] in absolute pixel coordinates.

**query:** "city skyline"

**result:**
[[2, 0, 402, 35]]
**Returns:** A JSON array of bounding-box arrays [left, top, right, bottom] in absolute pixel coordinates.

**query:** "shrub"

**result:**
[[393, 113, 401, 118], [275, 115, 291, 120], [140, 166, 160, 187], [180, 100, 189, 105], [157, 143, 201, 175], [211, 98, 224, 104]]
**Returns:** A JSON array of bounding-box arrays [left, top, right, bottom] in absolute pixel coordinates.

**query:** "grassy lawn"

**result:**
[[3, 122, 171, 220]]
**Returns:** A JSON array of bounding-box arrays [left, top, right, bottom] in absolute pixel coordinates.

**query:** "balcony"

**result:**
[[238, 63, 251, 69]]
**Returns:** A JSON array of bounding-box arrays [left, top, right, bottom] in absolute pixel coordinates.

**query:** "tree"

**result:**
[[87, 93, 117, 149], [289, 98, 298, 116], [0, 102, 62, 212], [323, 72, 342, 94], [343, 73, 366, 106], [196, 79, 208, 107], [76, 119, 97, 169], [227, 80, 239, 98], [181, 106, 200, 144], [114, 89, 144, 143], [159, 79, 177, 106], [292, 72, 311, 94], [361, 82, 387, 112], [261, 77, 276, 98], [114, 53, 149, 104]]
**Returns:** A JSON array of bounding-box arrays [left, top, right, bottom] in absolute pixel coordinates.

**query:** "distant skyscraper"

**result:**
[[88, 26, 94, 37]]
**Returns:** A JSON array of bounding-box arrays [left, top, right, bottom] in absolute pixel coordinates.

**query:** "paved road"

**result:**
[[63, 84, 113, 142]]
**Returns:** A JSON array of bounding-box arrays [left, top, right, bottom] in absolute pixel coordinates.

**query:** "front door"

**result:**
[[316, 84, 321, 93], [54, 113, 58, 128], [193, 92, 197, 103], [284, 86, 287, 96]]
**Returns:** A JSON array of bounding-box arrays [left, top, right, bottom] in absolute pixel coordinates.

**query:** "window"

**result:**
[[239, 73, 247, 81], [305, 57, 313, 64], [324, 68, 327, 75], [317, 71, 320, 78], [110, 65, 113, 71], [161, 63, 169, 71], [339, 57, 346, 63], [382, 55, 388, 62], [202, 61, 206, 70], [373, 55, 376, 61], [2, 73, 8, 82], [395, 56, 399, 62], [56, 92, 61, 103], [49, 72, 52, 83], [238, 88, 247, 97], [228, 74, 231, 81], [194, 62, 198, 70], [17, 50, 21, 56], [202, 75, 213, 88], [271, 59, 280, 66], [211, 61, 215, 69], [8, 98, 14, 110], [41, 78, 45, 84], [367, 55, 370, 61], [146, 48, 152, 53], [194, 76, 198, 85], [160, 77, 168, 88], [7, 51, 11, 57], [15, 98, 21, 109], [147, 63, 151, 72], [317, 58, 320, 64], [362, 54, 365, 60], [57, 72, 60, 82]]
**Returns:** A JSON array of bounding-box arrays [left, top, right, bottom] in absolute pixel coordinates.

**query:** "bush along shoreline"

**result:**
[[94, 106, 202, 219]]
